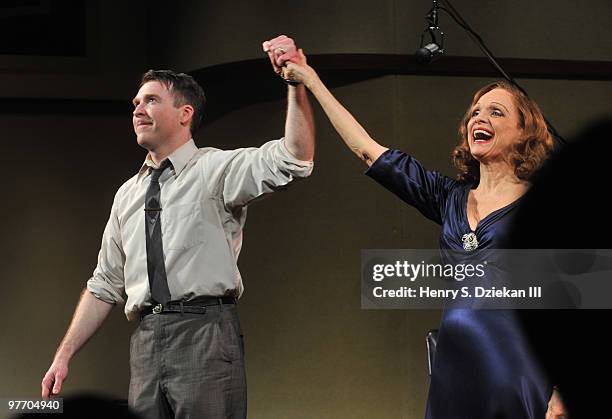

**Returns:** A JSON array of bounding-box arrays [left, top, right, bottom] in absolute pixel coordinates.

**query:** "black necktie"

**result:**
[[145, 160, 172, 304]]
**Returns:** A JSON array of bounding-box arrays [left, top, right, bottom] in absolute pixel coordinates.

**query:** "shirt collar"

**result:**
[[137, 139, 198, 181]]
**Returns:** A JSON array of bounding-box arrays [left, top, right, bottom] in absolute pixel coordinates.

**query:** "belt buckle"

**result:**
[[152, 303, 163, 314]]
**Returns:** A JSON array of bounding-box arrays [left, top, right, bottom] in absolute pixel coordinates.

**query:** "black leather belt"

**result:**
[[140, 296, 236, 318]]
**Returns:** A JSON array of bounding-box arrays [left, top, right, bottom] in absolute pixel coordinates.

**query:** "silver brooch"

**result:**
[[462, 232, 479, 252]]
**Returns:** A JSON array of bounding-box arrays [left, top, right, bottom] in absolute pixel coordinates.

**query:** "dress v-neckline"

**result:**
[[462, 186, 523, 233]]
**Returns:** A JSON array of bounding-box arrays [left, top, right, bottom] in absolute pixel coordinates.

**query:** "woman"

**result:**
[[263, 36, 566, 418]]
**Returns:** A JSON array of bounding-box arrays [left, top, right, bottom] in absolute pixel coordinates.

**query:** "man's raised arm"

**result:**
[[264, 35, 315, 162], [284, 83, 315, 161]]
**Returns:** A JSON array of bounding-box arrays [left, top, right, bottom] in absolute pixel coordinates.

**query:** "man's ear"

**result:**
[[180, 104, 195, 127]]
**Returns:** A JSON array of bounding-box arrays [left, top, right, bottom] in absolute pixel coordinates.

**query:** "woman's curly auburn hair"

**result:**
[[452, 80, 554, 184]]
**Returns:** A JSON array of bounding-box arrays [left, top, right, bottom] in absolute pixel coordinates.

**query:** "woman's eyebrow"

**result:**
[[491, 102, 510, 112]]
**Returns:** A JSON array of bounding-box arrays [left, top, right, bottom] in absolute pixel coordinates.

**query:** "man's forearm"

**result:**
[[54, 288, 114, 363], [284, 84, 315, 161]]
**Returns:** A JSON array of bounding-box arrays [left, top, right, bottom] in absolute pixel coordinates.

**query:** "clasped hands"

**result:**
[[262, 35, 312, 86]]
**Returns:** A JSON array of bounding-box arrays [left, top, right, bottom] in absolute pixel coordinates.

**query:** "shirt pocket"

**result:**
[[162, 201, 206, 250]]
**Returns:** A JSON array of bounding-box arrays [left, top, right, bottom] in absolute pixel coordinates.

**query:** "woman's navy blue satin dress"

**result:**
[[366, 150, 551, 419]]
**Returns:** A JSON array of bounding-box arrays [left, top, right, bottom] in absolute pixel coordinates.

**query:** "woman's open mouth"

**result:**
[[473, 128, 494, 143]]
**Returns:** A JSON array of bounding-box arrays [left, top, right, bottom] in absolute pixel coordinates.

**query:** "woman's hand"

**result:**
[[283, 49, 319, 89], [545, 388, 569, 419]]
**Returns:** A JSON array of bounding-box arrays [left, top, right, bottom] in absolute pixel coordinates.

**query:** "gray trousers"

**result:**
[[128, 303, 246, 419]]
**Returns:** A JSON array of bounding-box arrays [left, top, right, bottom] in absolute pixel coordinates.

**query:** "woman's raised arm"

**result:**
[[286, 50, 388, 166]]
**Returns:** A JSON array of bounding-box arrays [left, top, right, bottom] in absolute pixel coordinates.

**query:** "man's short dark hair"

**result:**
[[140, 69, 206, 134]]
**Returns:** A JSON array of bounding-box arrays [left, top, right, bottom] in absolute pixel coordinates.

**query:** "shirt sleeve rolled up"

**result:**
[[86, 191, 126, 305], [220, 138, 314, 209]]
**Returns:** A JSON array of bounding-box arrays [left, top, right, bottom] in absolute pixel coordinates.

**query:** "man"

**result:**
[[41, 36, 313, 418]]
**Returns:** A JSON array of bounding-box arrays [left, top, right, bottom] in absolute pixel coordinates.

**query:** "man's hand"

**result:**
[[262, 35, 316, 88], [545, 387, 569, 419], [262, 35, 299, 74], [41, 359, 69, 399], [39, 289, 114, 399]]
